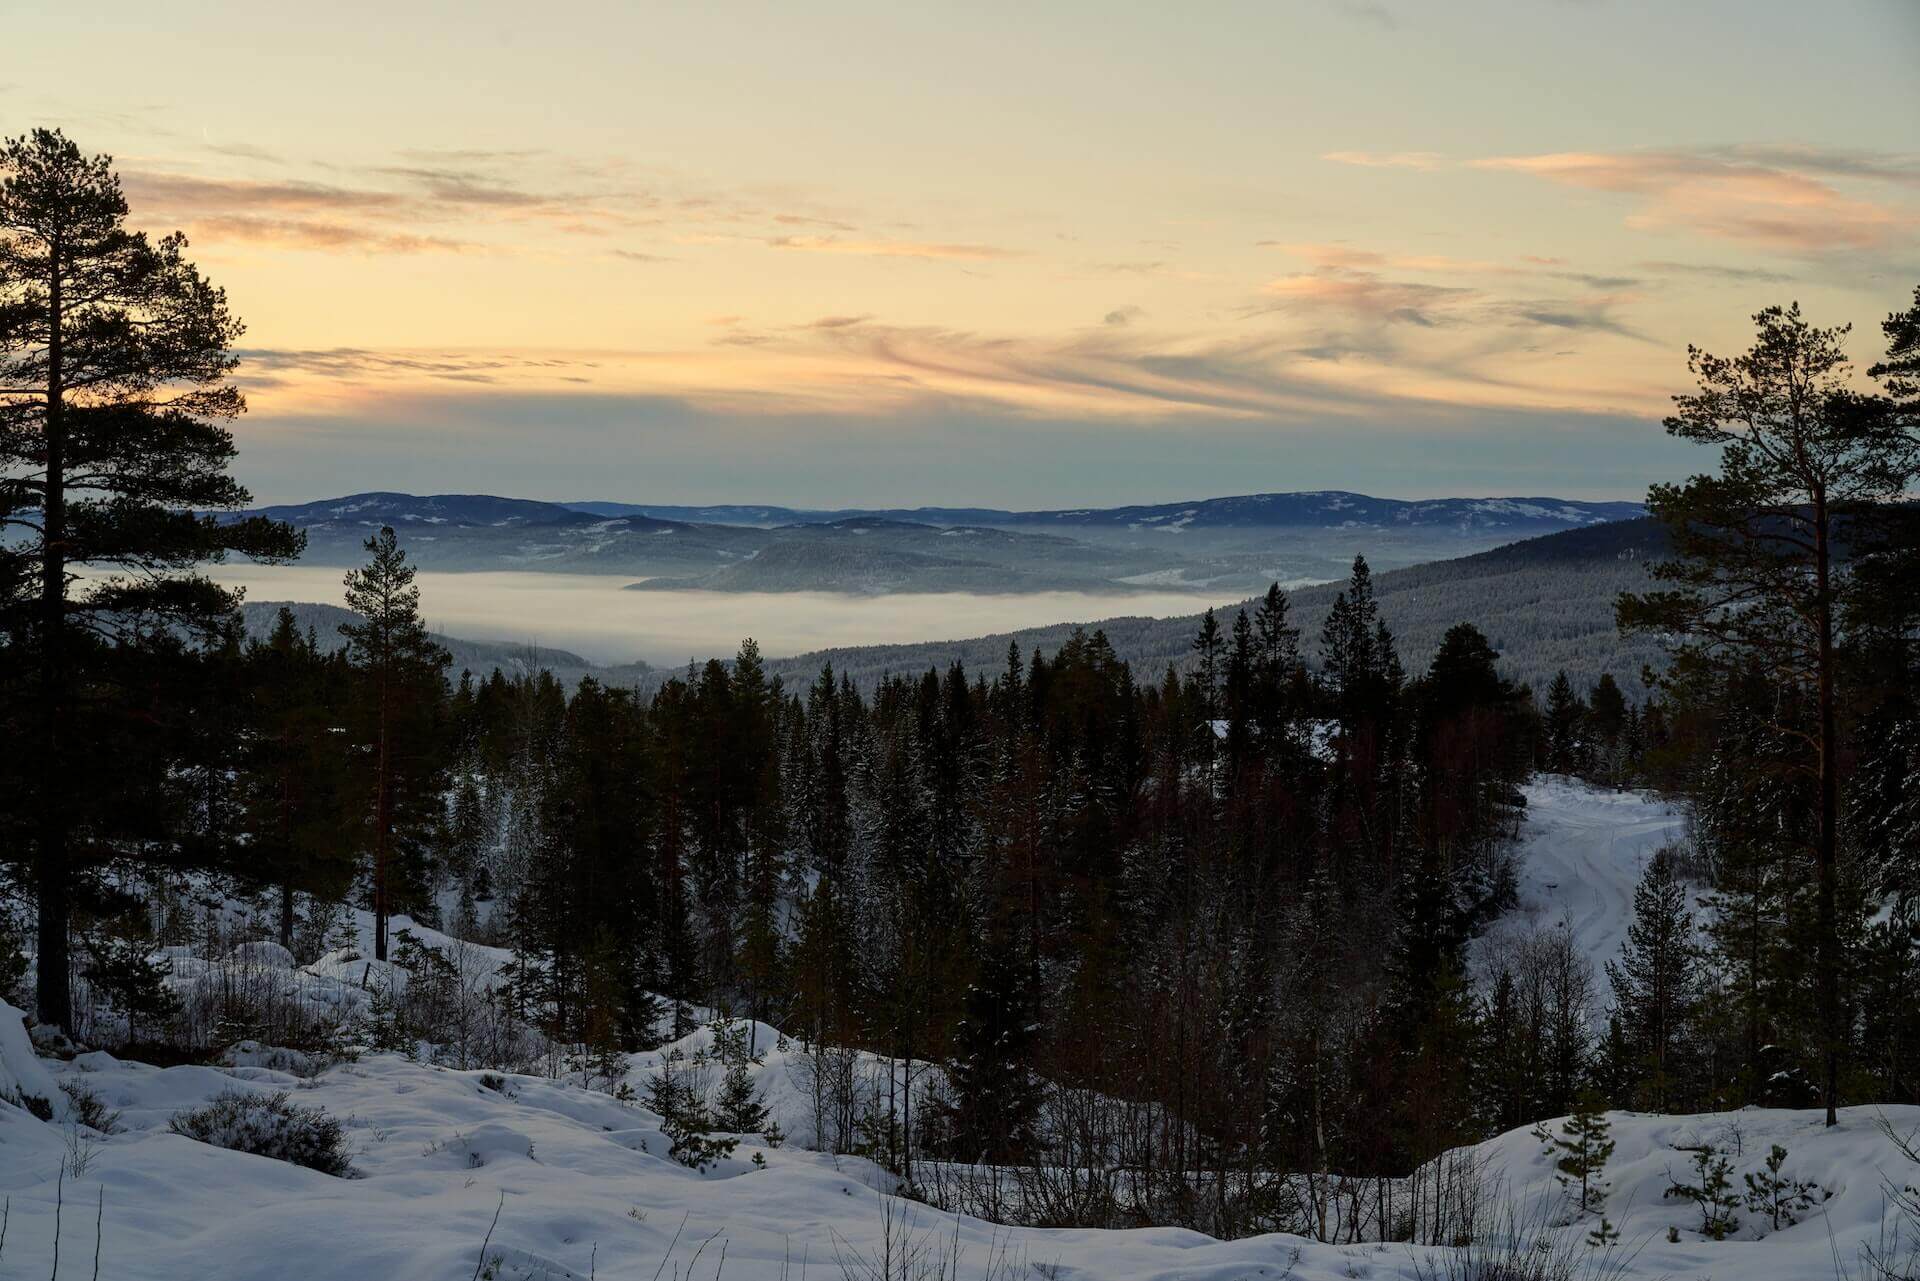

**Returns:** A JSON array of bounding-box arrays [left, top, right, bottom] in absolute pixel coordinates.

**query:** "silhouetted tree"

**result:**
[[0, 129, 300, 1028], [1619, 301, 1918, 1124], [341, 526, 450, 960]]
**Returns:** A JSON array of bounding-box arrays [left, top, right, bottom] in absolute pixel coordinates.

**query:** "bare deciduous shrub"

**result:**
[[1408, 1189, 1637, 1281], [168, 1089, 354, 1176], [57, 1079, 121, 1135]]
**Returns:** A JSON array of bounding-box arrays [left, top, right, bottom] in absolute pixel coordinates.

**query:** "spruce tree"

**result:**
[[1605, 848, 1698, 1109], [1251, 581, 1301, 737], [941, 928, 1039, 1163], [0, 129, 301, 1028], [1543, 671, 1585, 776], [238, 608, 354, 951], [1320, 556, 1384, 723], [341, 526, 450, 960], [1191, 608, 1224, 721]]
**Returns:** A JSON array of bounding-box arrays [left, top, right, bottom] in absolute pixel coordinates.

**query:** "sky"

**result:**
[[12, 0, 1920, 507]]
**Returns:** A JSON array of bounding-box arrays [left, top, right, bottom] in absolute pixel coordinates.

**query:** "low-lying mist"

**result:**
[[202, 565, 1247, 668]]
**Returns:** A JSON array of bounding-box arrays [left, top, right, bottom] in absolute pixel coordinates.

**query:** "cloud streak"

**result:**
[[764, 235, 1017, 261], [1474, 147, 1919, 253], [1321, 151, 1442, 170]]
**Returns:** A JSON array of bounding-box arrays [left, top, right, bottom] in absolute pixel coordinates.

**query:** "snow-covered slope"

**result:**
[[1473, 777, 1691, 1004], [4, 998, 1917, 1280]]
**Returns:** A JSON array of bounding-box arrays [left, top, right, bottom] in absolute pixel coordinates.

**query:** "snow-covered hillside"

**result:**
[[3, 781, 1910, 1279], [4, 995, 1918, 1279], [1473, 777, 1691, 1004]]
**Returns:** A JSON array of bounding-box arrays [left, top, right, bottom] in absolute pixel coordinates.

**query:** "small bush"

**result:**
[[59, 1079, 123, 1134], [169, 1088, 353, 1176]]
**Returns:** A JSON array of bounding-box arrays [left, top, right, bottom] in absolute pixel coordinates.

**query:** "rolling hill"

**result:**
[[232, 489, 1648, 597], [737, 518, 1671, 696]]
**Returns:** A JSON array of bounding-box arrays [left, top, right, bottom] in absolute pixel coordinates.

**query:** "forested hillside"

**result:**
[[238, 600, 654, 688], [750, 518, 1672, 696]]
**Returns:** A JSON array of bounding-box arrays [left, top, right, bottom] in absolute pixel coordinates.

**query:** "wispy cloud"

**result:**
[[1473, 146, 1919, 253], [123, 172, 410, 214], [187, 216, 471, 254], [1321, 151, 1442, 171], [370, 165, 550, 208], [1331, 1, 1398, 30], [1635, 259, 1795, 284], [1261, 269, 1473, 326], [121, 154, 941, 259], [763, 235, 1017, 261], [234, 347, 592, 388]]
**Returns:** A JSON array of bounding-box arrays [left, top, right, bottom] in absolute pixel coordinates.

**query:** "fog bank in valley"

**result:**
[[202, 565, 1246, 668]]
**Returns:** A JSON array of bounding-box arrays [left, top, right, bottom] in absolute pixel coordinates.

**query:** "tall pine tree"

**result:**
[[1619, 302, 1917, 1124], [0, 129, 301, 1028]]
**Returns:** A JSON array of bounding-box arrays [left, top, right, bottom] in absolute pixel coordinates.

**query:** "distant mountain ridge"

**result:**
[[563, 490, 1644, 534], [230, 489, 1647, 596]]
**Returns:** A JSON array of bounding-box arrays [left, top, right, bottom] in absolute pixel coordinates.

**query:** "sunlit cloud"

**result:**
[[186, 215, 472, 254], [123, 171, 410, 214], [1473, 147, 1919, 253]]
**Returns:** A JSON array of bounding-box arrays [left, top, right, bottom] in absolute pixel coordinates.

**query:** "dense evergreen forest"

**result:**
[[3, 127, 1920, 1244], [730, 516, 1676, 699]]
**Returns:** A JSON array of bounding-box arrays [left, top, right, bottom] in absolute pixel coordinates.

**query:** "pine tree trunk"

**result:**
[[34, 236, 72, 1032], [1814, 495, 1840, 1127], [280, 759, 297, 949], [374, 671, 392, 962]]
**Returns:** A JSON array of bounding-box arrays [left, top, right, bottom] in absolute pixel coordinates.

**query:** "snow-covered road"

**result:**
[[1473, 776, 1689, 1003]]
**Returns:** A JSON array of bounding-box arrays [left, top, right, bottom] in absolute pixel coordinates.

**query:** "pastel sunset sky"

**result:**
[[15, 0, 1920, 505]]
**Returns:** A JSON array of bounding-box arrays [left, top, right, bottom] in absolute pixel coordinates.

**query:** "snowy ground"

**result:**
[[1472, 777, 1692, 1003], [5, 997, 1919, 1279], [4, 783, 1914, 1278]]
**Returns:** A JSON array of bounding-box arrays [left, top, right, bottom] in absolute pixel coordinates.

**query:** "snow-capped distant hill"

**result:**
[[1018, 490, 1646, 534], [230, 489, 1646, 595], [564, 490, 1645, 534], [247, 492, 599, 530]]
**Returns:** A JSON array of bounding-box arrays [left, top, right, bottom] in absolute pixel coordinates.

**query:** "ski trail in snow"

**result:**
[[1473, 776, 1688, 1005]]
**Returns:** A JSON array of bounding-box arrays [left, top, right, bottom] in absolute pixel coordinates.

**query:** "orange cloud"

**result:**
[[185, 215, 471, 254], [1473, 148, 1918, 253]]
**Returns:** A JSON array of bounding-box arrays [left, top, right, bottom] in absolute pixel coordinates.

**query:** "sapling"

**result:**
[[1666, 1144, 1741, 1239], [1535, 1090, 1615, 1214], [1743, 1143, 1819, 1230]]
